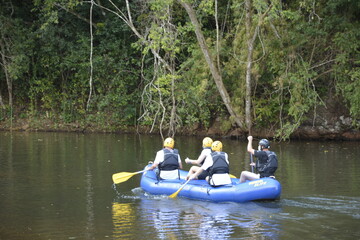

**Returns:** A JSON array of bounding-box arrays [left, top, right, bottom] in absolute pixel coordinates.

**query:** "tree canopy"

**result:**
[[0, 0, 359, 139]]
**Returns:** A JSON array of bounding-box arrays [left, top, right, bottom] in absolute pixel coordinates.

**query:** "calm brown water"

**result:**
[[0, 132, 359, 239]]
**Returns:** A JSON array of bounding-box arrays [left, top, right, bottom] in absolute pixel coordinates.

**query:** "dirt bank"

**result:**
[[1, 117, 359, 140]]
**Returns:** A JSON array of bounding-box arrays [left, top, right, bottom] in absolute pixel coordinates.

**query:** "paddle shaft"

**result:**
[[250, 153, 254, 173], [169, 179, 191, 198], [134, 170, 146, 175]]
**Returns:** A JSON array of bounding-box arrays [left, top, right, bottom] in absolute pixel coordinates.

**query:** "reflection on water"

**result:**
[[113, 188, 282, 239], [85, 164, 95, 240], [113, 187, 360, 239], [112, 202, 136, 239]]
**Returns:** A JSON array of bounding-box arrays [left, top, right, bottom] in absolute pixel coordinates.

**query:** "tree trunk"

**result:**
[[169, 74, 176, 137], [0, 36, 13, 108], [86, 0, 94, 111], [0, 93, 5, 109], [244, 0, 272, 133], [178, 0, 244, 129], [245, 0, 254, 133]]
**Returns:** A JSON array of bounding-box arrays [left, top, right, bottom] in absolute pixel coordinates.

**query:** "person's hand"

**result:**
[[247, 136, 253, 141], [146, 165, 154, 171], [250, 162, 255, 166], [146, 161, 154, 170], [185, 157, 191, 164], [188, 174, 196, 180]]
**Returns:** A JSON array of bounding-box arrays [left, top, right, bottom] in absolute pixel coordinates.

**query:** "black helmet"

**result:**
[[259, 139, 270, 149]]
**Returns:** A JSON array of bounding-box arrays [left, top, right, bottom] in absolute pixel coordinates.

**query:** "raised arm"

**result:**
[[247, 136, 255, 155]]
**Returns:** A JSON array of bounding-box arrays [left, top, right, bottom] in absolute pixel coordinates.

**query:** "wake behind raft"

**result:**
[[140, 165, 281, 203]]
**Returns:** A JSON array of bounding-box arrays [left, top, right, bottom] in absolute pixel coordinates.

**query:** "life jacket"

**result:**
[[257, 151, 278, 178], [208, 152, 231, 187], [159, 148, 179, 170], [208, 152, 229, 176]]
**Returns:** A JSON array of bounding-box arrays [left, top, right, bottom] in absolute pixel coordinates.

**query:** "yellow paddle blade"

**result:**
[[229, 174, 237, 178], [169, 179, 191, 199], [112, 170, 145, 184], [112, 172, 137, 184], [168, 188, 182, 198]]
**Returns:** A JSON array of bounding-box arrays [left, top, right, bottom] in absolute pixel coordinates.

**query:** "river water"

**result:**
[[0, 132, 359, 239]]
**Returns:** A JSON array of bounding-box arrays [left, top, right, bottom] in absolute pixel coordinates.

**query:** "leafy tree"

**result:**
[[0, 0, 358, 139]]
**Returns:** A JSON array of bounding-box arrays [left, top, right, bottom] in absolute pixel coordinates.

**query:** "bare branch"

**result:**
[[309, 59, 336, 70], [90, 0, 173, 72], [86, 0, 94, 111]]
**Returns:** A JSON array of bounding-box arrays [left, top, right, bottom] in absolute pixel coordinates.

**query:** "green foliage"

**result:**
[[176, 43, 222, 128], [150, 0, 174, 19], [339, 68, 360, 123], [274, 62, 322, 140], [331, 16, 360, 124], [199, 0, 214, 15], [147, 23, 181, 57], [0, 0, 359, 138]]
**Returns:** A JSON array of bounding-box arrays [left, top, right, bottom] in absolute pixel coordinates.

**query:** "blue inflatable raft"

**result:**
[[140, 166, 281, 203]]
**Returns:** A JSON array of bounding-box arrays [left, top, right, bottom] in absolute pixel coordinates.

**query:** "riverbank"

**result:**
[[1, 116, 359, 140]]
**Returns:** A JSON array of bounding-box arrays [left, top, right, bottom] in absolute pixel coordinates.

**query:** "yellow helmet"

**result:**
[[211, 141, 223, 152], [202, 137, 213, 148], [163, 137, 175, 148]]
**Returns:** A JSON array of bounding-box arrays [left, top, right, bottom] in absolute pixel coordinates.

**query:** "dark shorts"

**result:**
[[198, 170, 209, 180]]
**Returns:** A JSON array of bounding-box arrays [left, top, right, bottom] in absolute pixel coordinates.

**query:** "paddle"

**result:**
[[112, 170, 146, 184], [169, 172, 235, 199], [250, 153, 254, 173], [169, 179, 191, 198]]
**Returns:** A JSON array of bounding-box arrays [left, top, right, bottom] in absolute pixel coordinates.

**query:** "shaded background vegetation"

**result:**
[[0, 0, 359, 140]]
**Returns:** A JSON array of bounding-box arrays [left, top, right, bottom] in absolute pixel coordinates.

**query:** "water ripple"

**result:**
[[282, 195, 360, 219]]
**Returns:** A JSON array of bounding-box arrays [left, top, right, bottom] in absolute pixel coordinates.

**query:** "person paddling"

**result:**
[[187, 141, 231, 187], [185, 137, 213, 180], [239, 136, 278, 183], [147, 137, 183, 180]]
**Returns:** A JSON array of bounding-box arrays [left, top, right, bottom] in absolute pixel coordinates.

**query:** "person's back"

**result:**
[[239, 136, 278, 183], [158, 147, 180, 179], [147, 137, 183, 180], [207, 149, 231, 186], [202, 141, 231, 186], [257, 150, 278, 177]]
